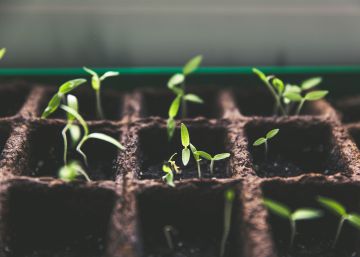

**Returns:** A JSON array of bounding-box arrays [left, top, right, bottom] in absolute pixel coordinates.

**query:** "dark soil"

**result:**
[[0, 86, 29, 117], [333, 95, 360, 124]]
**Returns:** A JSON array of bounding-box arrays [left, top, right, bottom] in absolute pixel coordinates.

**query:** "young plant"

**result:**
[[0, 48, 6, 60], [263, 198, 323, 248], [167, 55, 204, 139], [162, 153, 180, 187], [317, 196, 360, 248], [163, 225, 177, 250], [190, 143, 202, 178], [253, 128, 279, 161], [220, 188, 235, 257], [194, 151, 230, 174], [181, 123, 191, 166], [284, 90, 328, 115], [60, 104, 125, 166], [58, 160, 91, 182], [41, 78, 87, 118], [83, 67, 119, 119]]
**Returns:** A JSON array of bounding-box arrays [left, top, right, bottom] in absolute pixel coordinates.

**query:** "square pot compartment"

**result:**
[[140, 89, 221, 119], [0, 123, 11, 158], [24, 123, 121, 181], [245, 120, 344, 177], [40, 87, 123, 121], [348, 127, 360, 150], [0, 85, 30, 117], [0, 182, 115, 257], [137, 124, 231, 180], [137, 184, 242, 257], [262, 181, 360, 257], [333, 95, 360, 124]]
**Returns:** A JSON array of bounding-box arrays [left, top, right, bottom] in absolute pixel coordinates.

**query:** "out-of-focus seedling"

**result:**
[[263, 198, 323, 248], [194, 151, 230, 174], [181, 123, 191, 166], [58, 160, 91, 182], [253, 129, 279, 161], [317, 196, 360, 248], [0, 48, 6, 60], [220, 189, 235, 257], [83, 67, 119, 119], [162, 153, 180, 187], [163, 225, 178, 251], [284, 90, 328, 115]]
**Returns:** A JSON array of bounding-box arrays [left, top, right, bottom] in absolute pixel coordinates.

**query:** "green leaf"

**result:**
[[190, 143, 200, 161], [41, 94, 61, 118], [347, 213, 360, 230], [253, 137, 266, 146], [162, 164, 172, 173], [266, 129, 279, 140], [213, 153, 231, 161], [304, 90, 328, 101], [225, 189, 235, 202], [181, 123, 190, 147], [284, 84, 301, 94], [168, 73, 185, 89], [168, 95, 181, 118], [69, 125, 81, 145], [263, 198, 291, 219], [283, 92, 303, 102], [100, 71, 119, 81], [272, 78, 284, 94], [86, 133, 125, 150], [183, 55, 202, 75], [301, 77, 322, 90], [0, 48, 6, 60], [317, 196, 346, 217], [58, 78, 87, 94], [195, 151, 212, 160], [60, 105, 89, 136], [83, 66, 97, 77], [292, 209, 323, 221], [183, 94, 204, 104], [252, 68, 267, 82], [162, 172, 175, 187], [83, 67, 101, 90], [167, 118, 176, 139], [182, 148, 191, 166], [66, 94, 78, 121], [59, 163, 78, 182]]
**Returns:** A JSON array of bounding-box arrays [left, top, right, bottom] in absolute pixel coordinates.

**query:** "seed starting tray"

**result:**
[[0, 68, 359, 257]]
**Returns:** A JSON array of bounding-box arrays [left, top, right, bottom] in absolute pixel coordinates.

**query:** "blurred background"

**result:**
[[1, 0, 360, 67]]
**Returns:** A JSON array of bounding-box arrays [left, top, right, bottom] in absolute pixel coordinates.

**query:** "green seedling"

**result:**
[[60, 104, 125, 166], [190, 143, 202, 178], [163, 225, 177, 250], [0, 48, 6, 60], [253, 129, 279, 161], [167, 55, 203, 139], [83, 67, 119, 119], [162, 153, 180, 187], [317, 196, 360, 248], [194, 151, 230, 174], [263, 198, 323, 248], [284, 90, 328, 115], [58, 160, 91, 182], [41, 79, 87, 118], [220, 189, 235, 257], [181, 123, 191, 166]]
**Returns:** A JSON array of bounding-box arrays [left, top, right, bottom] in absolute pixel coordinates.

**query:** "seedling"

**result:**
[[317, 196, 360, 248], [194, 151, 230, 174], [253, 129, 279, 161], [284, 90, 328, 115], [162, 153, 180, 187], [41, 78, 87, 118], [263, 198, 323, 248], [83, 67, 119, 119], [0, 48, 6, 60], [190, 143, 202, 178], [58, 160, 91, 182], [181, 123, 191, 166], [163, 225, 177, 250], [167, 55, 204, 139], [220, 189, 235, 257], [60, 104, 125, 166]]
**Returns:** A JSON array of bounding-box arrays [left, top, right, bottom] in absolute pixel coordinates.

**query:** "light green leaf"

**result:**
[[183, 94, 204, 104], [180, 123, 190, 147], [59, 163, 78, 182], [304, 90, 328, 101], [83, 67, 101, 90], [60, 105, 89, 136], [168, 73, 185, 89], [69, 125, 81, 145], [284, 84, 301, 94], [167, 118, 176, 139], [317, 196, 346, 217], [100, 71, 119, 81], [213, 153, 231, 161], [169, 95, 181, 118], [86, 133, 125, 150], [66, 94, 78, 121], [225, 189, 235, 202], [283, 92, 303, 102], [272, 78, 284, 94], [182, 148, 191, 166], [252, 68, 267, 82], [58, 78, 87, 94], [292, 209, 323, 221], [0, 48, 6, 60], [301, 77, 322, 90], [195, 151, 212, 160], [266, 129, 279, 140], [83, 66, 97, 76], [162, 172, 175, 187], [190, 143, 200, 161], [263, 198, 291, 219], [253, 137, 266, 146], [41, 94, 61, 118], [347, 213, 360, 230], [183, 55, 202, 75], [162, 164, 172, 173]]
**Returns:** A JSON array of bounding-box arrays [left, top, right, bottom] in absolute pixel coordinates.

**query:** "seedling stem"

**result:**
[[220, 189, 235, 257], [163, 225, 177, 250]]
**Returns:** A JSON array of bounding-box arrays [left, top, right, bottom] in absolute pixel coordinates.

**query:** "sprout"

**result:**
[[283, 90, 328, 115], [58, 160, 91, 182], [0, 48, 6, 60], [163, 225, 177, 251], [60, 104, 125, 166], [180, 123, 191, 166], [317, 196, 360, 248], [194, 151, 230, 174], [220, 189, 235, 257], [263, 198, 323, 248], [162, 153, 180, 187], [83, 67, 119, 119], [167, 55, 203, 139], [41, 79, 87, 118], [253, 128, 279, 161], [190, 143, 202, 178]]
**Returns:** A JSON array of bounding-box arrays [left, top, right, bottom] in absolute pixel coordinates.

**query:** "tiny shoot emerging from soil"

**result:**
[[263, 198, 323, 248], [163, 225, 178, 251], [59, 160, 91, 182], [195, 151, 230, 174], [317, 196, 360, 248], [284, 90, 328, 115], [162, 153, 180, 187], [0, 48, 6, 60], [253, 129, 279, 161], [83, 67, 119, 119], [220, 189, 235, 257]]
